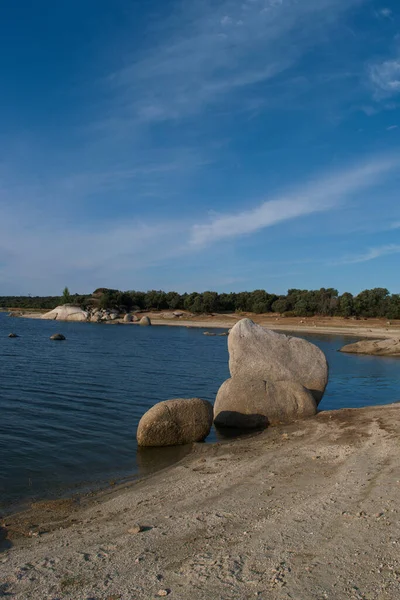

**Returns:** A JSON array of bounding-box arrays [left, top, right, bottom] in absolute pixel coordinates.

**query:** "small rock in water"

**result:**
[[50, 333, 66, 341], [8, 333, 18, 338], [203, 332, 216, 336]]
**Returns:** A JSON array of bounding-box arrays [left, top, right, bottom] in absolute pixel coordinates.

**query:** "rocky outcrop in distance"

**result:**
[[139, 316, 152, 326], [340, 338, 400, 356], [42, 305, 88, 322], [41, 305, 146, 324]]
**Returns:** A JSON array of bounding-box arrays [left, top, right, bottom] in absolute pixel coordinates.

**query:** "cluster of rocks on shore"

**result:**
[[40, 305, 152, 326], [136, 318, 329, 447]]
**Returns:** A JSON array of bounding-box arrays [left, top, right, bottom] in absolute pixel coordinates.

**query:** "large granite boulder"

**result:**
[[214, 378, 317, 428], [340, 338, 400, 356], [42, 305, 88, 322], [228, 319, 328, 403], [139, 316, 152, 326], [124, 314, 133, 323], [137, 398, 213, 447]]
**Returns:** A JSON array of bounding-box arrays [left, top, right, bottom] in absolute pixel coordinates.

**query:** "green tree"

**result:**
[[62, 287, 71, 304], [338, 292, 354, 317], [272, 296, 290, 314], [202, 291, 219, 313], [353, 288, 390, 318]]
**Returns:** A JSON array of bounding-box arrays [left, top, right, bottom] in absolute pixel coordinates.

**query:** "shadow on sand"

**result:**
[[214, 411, 268, 432], [0, 526, 12, 553]]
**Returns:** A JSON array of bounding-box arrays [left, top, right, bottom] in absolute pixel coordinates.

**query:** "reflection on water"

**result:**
[[1, 313, 399, 511], [136, 444, 193, 478]]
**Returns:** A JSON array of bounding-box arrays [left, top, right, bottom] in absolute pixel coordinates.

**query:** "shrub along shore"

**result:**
[[1, 286, 400, 318]]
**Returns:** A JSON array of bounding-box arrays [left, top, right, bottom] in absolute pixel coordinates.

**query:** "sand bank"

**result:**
[[2, 404, 400, 599], [10, 309, 400, 339]]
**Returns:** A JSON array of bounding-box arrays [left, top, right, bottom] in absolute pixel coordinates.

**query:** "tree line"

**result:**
[[1, 287, 399, 319]]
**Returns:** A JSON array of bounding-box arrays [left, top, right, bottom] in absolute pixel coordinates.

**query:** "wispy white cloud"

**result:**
[[377, 8, 393, 19], [1, 151, 398, 294], [369, 58, 400, 98], [335, 244, 400, 264], [106, 0, 364, 123], [189, 156, 400, 246], [387, 124, 398, 130]]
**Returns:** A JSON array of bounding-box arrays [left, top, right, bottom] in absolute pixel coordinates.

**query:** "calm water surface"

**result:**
[[0, 312, 399, 512]]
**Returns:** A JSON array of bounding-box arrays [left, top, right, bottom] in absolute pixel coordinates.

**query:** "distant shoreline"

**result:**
[[5, 308, 400, 339]]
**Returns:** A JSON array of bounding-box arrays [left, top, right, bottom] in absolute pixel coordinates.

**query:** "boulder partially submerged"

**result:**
[[50, 333, 66, 341], [214, 378, 317, 429], [137, 398, 213, 447], [214, 319, 328, 429], [42, 305, 88, 322], [340, 338, 400, 356]]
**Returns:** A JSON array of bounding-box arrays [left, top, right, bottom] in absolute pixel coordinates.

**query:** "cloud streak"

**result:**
[[107, 0, 364, 123], [336, 244, 400, 265], [190, 156, 400, 246], [369, 59, 400, 98]]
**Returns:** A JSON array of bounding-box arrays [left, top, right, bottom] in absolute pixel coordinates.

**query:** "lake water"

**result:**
[[1, 312, 399, 513]]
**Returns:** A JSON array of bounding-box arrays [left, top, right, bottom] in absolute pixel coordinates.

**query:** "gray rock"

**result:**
[[203, 331, 216, 336], [340, 338, 400, 356], [124, 314, 133, 322], [214, 377, 317, 429], [42, 305, 88, 322], [139, 316, 152, 326], [8, 333, 18, 338], [50, 333, 66, 341], [137, 398, 213, 447], [228, 319, 328, 403]]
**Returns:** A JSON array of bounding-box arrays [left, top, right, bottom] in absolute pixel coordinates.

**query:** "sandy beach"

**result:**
[[2, 403, 400, 599], [8, 309, 400, 339]]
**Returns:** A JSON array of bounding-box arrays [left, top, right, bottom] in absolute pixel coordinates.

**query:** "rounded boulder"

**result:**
[[214, 377, 317, 429], [139, 316, 152, 326], [137, 398, 213, 447], [228, 319, 328, 403]]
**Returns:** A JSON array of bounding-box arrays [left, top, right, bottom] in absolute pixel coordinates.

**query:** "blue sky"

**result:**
[[1, 0, 400, 296]]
